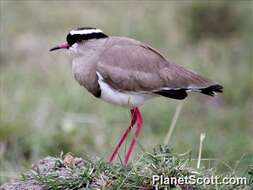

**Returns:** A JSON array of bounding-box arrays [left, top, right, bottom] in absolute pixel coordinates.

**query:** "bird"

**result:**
[[50, 27, 223, 165]]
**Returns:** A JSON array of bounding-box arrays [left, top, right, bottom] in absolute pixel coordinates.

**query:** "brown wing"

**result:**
[[97, 37, 222, 98]]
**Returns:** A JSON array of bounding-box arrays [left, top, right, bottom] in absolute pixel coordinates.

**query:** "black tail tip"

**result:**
[[201, 84, 223, 96]]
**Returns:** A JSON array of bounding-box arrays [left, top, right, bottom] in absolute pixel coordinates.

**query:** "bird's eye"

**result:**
[[67, 33, 85, 46], [77, 38, 82, 42]]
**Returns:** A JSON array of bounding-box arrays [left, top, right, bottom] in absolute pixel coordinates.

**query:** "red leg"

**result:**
[[107, 108, 137, 163], [124, 107, 143, 165]]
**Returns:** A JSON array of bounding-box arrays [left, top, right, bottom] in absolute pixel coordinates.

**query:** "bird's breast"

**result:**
[[96, 72, 154, 107], [72, 56, 100, 97]]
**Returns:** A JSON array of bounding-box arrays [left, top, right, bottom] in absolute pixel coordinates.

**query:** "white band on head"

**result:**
[[70, 29, 103, 35]]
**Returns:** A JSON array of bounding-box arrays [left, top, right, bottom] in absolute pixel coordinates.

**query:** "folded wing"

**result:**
[[97, 37, 222, 99]]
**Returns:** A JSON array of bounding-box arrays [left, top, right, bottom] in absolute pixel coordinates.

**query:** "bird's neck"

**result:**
[[71, 38, 108, 96]]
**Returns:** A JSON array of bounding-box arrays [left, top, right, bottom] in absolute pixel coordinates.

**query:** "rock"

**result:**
[[32, 156, 58, 175], [0, 154, 88, 190], [0, 180, 48, 190]]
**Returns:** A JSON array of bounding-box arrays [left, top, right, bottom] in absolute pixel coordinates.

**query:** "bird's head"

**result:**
[[49, 27, 108, 52]]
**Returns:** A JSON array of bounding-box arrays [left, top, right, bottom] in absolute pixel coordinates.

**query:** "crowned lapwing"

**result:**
[[50, 27, 223, 165]]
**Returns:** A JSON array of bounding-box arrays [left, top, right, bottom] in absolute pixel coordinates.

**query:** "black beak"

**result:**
[[49, 42, 70, 51], [50, 46, 61, 51]]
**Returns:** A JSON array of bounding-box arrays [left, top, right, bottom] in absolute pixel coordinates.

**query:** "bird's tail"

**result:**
[[154, 83, 223, 100], [199, 84, 223, 96], [154, 63, 224, 100]]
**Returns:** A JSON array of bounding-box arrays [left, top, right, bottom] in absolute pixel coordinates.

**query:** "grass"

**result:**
[[1, 0, 253, 186], [19, 146, 253, 189]]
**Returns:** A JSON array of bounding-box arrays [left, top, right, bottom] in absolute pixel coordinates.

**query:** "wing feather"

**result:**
[[97, 37, 219, 93]]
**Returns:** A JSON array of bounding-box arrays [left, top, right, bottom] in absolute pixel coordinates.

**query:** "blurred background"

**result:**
[[0, 0, 252, 183]]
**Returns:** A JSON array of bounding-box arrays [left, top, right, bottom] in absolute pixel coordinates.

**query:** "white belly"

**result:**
[[97, 72, 154, 107]]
